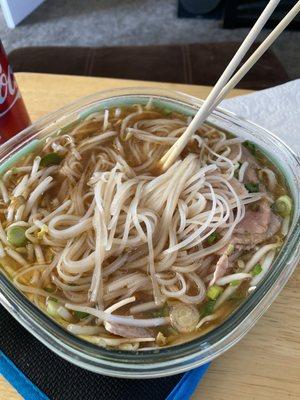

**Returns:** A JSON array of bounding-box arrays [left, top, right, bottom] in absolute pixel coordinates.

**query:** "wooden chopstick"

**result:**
[[211, 0, 300, 110], [159, 0, 299, 171]]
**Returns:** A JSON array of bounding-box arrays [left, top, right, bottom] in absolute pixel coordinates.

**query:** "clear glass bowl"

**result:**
[[0, 88, 299, 378]]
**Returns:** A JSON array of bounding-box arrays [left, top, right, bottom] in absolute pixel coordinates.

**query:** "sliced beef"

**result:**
[[233, 198, 281, 250], [235, 199, 271, 235], [234, 213, 281, 250], [104, 322, 153, 338], [229, 249, 242, 263], [264, 213, 281, 238], [240, 146, 259, 166], [210, 247, 241, 286], [209, 253, 229, 286]]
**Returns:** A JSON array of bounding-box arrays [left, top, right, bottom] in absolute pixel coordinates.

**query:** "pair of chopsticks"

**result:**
[[160, 0, 300, 171]]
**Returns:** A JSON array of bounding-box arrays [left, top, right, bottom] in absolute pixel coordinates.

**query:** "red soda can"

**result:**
[[0, 40, 31, 144]]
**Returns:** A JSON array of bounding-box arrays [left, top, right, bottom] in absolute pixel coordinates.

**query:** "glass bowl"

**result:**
[[0, 87, 299, 378]]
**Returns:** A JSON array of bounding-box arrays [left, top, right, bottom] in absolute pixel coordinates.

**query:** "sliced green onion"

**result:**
[[207, 285, 223, 300], [244, 140, 256, 155], [40, 152, 63, 167], [272, 195, 292, 218], [251, 263, 262, 276], [46, 299, 59, 317], [201, 300, 216, 317], [245, 182, 259, 193], [48, 297, 58, 302], [207, 232, 220, 245], [226, 244, 235, 256], [230, 280, 240, 287], [74, 311, 89, 319], [7, 226, 28, 247]]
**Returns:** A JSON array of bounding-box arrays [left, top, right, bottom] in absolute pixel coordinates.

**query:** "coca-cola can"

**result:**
[[0, 40, 31, 144]]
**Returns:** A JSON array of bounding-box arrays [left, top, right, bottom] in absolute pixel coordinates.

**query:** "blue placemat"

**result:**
[[0, 352, 49, 400], [0, 305, 209, 400]]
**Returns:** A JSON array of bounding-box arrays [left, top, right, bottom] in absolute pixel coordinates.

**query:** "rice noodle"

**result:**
[[13, 175, 29, 197], [65, 303, 168, 327], [57, 306, 73, 321], [5, 248, 27, 265], [250, 250, 277, 286], [281, 216, 290, 236], [105, 297, 136, 313], [216, 272, 252, 286], [259, 168, 277, 191], [0, 180, 9, 203], [215, 284, 240, 309], [0, 241, 5, 258], [67, 324, 102, 335], [245, 243, 281, 272], [130, 301, 162, 314], [24, 176, 53, 217], [0, 221, 9, 245], [238, 161, 249, 182], [196, 314, 218, 329]]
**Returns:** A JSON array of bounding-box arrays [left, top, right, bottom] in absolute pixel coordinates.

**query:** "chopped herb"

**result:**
[[251, 263, 262, 276], [46, 299, 59, 317], [244, 140, 256, 155], [44, 287, 55, 293], [200, 300, 216, 317], [207, 285, 223, 300], [245, 182, 259, 193], [7, 226, 27, 247], [226, 244, 235, 256], [74, 311, 89, 319], [207, 232, 220, 245], [230, 280, 240, 286], [48, 297, 58, 302], [272, 195, 292, 218], [40, 152, 63, 167], [152, 304, 169, 318]]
